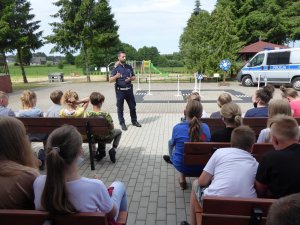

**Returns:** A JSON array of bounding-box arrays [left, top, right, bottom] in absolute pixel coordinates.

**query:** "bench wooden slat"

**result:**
[[0, 209, 49, 225], [0, 210, 128, 225], [201, 196, 275, 225]]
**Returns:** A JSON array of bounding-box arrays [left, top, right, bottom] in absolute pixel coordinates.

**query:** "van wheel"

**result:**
[[292, 78, 300, 90], [242, 76, 253, 87]]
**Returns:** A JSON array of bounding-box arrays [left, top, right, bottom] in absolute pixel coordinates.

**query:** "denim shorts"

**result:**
[[193, 179, 206, 207]]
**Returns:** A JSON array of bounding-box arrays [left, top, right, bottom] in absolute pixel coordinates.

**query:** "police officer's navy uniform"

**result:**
[[111, 63, 138, 127]]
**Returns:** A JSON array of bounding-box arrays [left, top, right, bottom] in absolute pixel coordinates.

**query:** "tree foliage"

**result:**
[[0, 0, 43, 83], [47, 0, 119, 82], [180, 0, 300, 76]]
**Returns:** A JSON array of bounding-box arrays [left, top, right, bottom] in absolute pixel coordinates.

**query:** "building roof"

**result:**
[[239, 41, 289, 53]]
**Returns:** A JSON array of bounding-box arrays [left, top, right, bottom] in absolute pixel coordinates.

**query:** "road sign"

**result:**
[[220, 59, 231, 71]]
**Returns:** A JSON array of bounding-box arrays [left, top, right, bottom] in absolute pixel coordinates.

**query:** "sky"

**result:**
[[29, 0, 217, 55]]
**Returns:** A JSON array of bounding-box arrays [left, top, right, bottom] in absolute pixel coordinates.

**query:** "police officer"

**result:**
[[110, 51, 141, 131]]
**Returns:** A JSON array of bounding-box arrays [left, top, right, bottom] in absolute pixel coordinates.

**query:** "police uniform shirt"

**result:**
[[111, 64, 135, 88]]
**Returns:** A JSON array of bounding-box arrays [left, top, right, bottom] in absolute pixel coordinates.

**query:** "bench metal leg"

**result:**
[[85, 122, 95, 170]]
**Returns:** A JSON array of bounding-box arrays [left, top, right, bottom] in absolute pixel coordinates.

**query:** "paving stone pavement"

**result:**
[[7, 81, 284, 225]]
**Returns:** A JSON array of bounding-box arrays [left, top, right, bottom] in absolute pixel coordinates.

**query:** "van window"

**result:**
[[249, 53, 264, 67], [290, 51, 300, 64], [267, 52, 290, 65]]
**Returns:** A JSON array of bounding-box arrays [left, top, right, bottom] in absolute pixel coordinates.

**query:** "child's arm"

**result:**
[[76, 97, 89, 110]]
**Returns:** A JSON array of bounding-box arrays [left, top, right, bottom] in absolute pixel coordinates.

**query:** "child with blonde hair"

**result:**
[[210, 93, 232, 118], [211, 102, 242, 142], [18, 90, 43, 117], [59, 90, 89, 117], [257, 99, 292, 143]]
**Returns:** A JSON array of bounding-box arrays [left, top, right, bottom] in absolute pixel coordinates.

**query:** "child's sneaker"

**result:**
[[108, 148, 116, 163]]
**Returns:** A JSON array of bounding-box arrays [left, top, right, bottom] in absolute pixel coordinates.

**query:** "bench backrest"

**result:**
[[0, 209, 49, 225], [184, 142, 276, 168], [184, 142, 231, 165], [202, 118, 268, 136], [251, 143, 275, 162], [202, 196, 275, 225], [18, 117, 110, 136]]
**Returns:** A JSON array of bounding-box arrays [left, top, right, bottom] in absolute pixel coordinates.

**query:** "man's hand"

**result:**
[[125, 77, 131, 83], [115, 72, 121, 79]]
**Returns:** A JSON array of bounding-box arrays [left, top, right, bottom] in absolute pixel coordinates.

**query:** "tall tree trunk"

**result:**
[[1, 52, 10, 75], [17, 48, 28, 83], [83, 46, 91, 82]]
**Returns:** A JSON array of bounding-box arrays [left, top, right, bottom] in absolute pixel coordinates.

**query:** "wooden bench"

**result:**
[[184, 142, 276, 177], [0, 209, 128, 225], [198, 196, 275, 225], [17, 117, 110, 170]]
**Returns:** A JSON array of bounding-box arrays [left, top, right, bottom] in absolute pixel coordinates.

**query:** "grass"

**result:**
[[157, 67, 190, 73], [8, 64, 108, 82], [12, 82, 49, 91]]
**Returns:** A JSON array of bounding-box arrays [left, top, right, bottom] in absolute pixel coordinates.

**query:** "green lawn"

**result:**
[[9, 65, 81, 80]]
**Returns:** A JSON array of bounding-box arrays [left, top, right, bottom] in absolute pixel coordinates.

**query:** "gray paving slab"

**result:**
[[9, 81, 285, 224]]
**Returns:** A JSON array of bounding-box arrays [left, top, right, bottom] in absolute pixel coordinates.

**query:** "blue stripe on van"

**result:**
[[242, 64, 300, 71]]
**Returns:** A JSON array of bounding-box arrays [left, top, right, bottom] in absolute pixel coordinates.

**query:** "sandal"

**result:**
[[178, 177, 187, 190]]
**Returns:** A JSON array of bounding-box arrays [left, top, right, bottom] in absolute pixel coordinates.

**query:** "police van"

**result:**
[[237, 48, 300, 90]]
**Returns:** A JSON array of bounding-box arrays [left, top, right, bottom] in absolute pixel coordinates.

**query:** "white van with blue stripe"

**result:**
[[237, 48, 300, 90]]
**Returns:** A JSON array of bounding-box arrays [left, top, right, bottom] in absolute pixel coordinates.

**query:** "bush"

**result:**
[[57, 61, 64, 69], [46, 62, 52, 67]]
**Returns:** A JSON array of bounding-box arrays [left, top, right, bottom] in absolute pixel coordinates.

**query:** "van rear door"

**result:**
[[265, 51, 290, 83]]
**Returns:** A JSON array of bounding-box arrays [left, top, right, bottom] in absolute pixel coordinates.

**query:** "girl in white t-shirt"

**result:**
[[33, 125, 127, 222]]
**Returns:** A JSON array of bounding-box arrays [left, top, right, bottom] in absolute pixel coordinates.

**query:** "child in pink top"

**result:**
[[280, 86, 300, 117]]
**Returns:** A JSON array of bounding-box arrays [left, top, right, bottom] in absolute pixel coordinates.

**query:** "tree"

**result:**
[[8, 0, 43, 83], [137, 46, 161, 65], [194, 0, 201, 15], [15, 48, 32, 65], [65, 52, 75, 65], [119, 43, 137, 61], [32, 52, 47, 58], [207, 6, 243, 81], [91, 0, 119, 81], [180, 9, 211, 72], [48, 0, 119, 82]]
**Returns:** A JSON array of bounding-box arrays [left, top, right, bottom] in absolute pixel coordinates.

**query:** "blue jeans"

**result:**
[[109, 181, 127, 221]]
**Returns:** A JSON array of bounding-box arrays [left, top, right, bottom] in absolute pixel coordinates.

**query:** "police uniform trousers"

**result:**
[[116, 87, 137, 125]]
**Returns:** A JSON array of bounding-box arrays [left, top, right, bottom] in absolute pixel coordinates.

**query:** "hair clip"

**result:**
[[52, 147, 60, 153]]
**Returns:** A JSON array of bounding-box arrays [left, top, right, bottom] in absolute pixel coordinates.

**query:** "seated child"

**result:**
[[280, 86, 300, 117], [18, 90, 46, 169], [210, 93, 232, 118], [0, 116, 39, 209], [33, 125, 127, 223], [86, 92, 122, 163], [46, 90, 63, 117], [0, 91, 15, 117], [59, 90, 89, 117], [211, 102, 242, 142], [187, 126, 258, 225], [164, 100, 211, 190], [181, 92, 208, 122]]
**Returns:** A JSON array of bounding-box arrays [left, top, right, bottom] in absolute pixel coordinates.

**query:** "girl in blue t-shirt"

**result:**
[[163, 100, 211, 190]]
